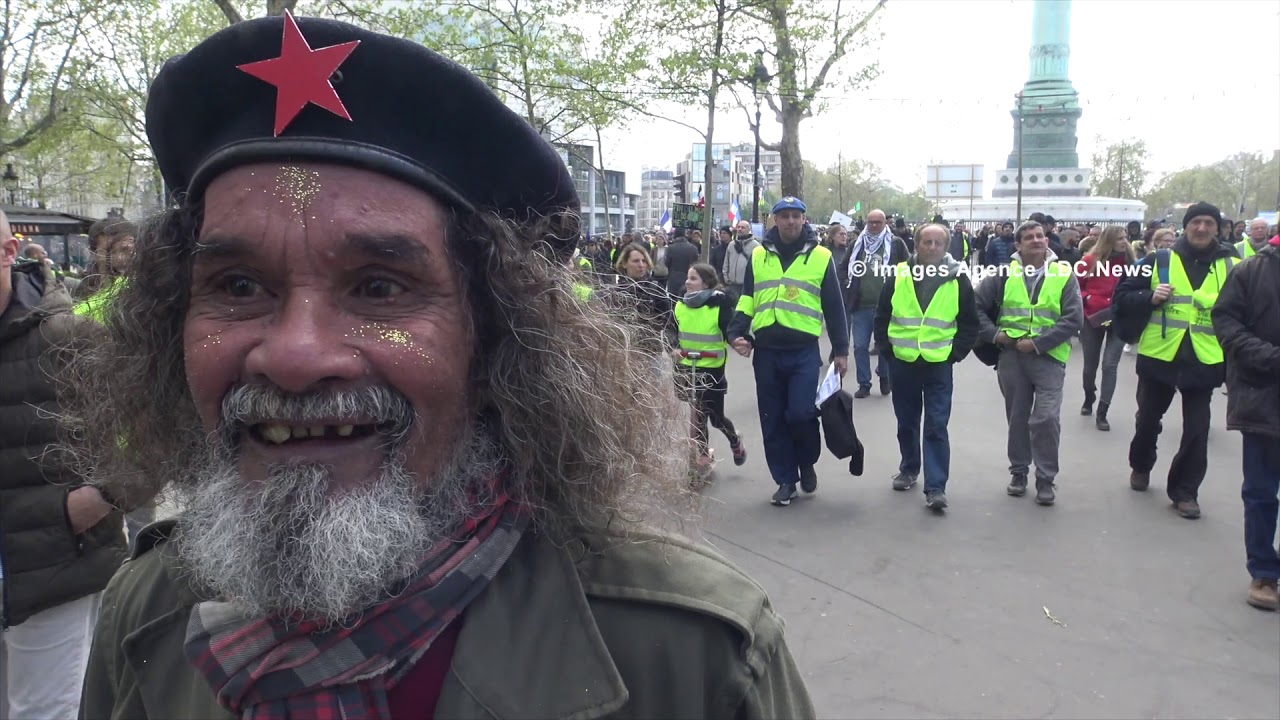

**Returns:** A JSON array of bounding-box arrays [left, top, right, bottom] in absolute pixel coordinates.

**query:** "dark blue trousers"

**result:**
[[752, 344, 822, 485], [888, 357, 954, 492], [1241, 433, 1280, 580]]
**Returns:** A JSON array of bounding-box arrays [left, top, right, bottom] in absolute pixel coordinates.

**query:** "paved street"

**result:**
[[700, 340, 1279, 719]]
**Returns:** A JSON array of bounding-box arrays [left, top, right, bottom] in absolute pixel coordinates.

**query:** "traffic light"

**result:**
[[673, 173, 687, 203]]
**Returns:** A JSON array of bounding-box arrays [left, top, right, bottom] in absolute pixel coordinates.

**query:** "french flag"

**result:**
[[728, 198, 740, 225], [659, 209, 672, 232]]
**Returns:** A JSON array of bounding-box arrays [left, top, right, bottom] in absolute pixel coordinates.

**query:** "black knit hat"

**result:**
[[146, 13, 578, 233], [1182, 201, 1222, 229]]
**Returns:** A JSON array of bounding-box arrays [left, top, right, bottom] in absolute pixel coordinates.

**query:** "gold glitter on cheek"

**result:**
[[344, 323, 435, 363], [274, 166, 322, 219]]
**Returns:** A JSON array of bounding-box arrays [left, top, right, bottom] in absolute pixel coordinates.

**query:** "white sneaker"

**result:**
[[1124, 344, 1133, 354]]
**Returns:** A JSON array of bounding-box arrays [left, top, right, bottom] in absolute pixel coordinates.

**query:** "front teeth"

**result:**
[[261, 424, 292, 444], [257, 423, 362, 444]]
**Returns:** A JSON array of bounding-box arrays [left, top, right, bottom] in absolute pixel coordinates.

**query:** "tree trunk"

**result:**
[[700, 0, 728, 263], [596, 125, 611, 239], [266, 0, 297, 16], [778, 105, 803, 199]]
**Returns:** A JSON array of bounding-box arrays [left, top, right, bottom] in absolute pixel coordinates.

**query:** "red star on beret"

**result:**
[[237, 10, 360, 136]]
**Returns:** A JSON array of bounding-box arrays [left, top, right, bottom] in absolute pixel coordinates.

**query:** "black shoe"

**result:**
[[1007, 472, 1028, 497], [730, 438, 747, 466], [1081, 391, 1095, 416], [799, 465, 818, 494], [1130, 470, 1150, 491], [879, 375, 892, 396], [892, 473, 917, 491], [1035, 479, 1056, 506], [1095, 402, 1110, 431], [771, 483, 799, 507], [1174, 499, 1201, 519], [925, 490, 948, 510], [854, 386, 871, 399]]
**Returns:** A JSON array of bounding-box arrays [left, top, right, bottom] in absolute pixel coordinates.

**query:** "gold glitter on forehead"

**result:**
[[344, 323, 434, 363], [274, 166, 322, 219]]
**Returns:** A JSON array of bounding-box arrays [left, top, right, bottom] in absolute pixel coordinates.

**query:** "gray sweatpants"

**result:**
[[997, 347, 1066, 482]]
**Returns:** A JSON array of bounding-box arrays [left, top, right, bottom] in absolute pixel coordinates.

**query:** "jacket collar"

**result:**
[[444, 533, 628, 719], [121, 527, 629, 720]]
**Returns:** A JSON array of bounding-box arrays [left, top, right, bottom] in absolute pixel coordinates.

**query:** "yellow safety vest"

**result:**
[[674, 301, 727, 369], [1235, 240, 1256, 259], [997, 261, 1073, 364], [72, 276, 127, 324], [1137, 252, 1236, 365], [886, 263, 959, 362], [572, 282, 593, 301], [578, 256, 593, 270], [735, 244, 831, 337]]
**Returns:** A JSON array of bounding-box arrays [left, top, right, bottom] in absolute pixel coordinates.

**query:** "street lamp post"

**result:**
[[751, 51, 769, 224], [2, 163, 19, 206], [1015, 92, 1024, 223]]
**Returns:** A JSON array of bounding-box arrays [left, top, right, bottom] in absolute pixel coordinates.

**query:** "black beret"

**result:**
[[146, 13, 578, 227]]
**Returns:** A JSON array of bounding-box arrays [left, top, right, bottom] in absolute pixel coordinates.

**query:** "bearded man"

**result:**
[[71, 14, 812, 720]]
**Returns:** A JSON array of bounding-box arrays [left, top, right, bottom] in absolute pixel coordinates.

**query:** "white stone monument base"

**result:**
[[938, 195, 1146, 224]]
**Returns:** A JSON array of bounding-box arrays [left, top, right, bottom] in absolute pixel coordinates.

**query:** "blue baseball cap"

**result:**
[[771, 196, 806, 214]]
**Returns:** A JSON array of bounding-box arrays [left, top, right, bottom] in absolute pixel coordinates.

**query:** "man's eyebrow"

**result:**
[[191, 232, 431, 263]]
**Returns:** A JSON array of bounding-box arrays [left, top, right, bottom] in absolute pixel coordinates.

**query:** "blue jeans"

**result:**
[[849, 308, 888, 388], [752, 344, 822, 485], [1241, 433, 1280, 580], [888, 358, 953, 492]]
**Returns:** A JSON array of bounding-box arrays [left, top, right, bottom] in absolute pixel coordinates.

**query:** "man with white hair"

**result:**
[[76, 14, 813, 718], [1237, 218, 1270, 259]]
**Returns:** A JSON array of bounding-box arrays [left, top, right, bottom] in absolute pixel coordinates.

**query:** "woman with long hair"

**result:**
[[671, 263, 746, 479], [1078, 225, 1135, 430], [613, 243, 673, 348]]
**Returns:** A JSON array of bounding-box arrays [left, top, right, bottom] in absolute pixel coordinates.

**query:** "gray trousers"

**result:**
[[1080, 321, 1125, 405], [997, 347, 1066, 482]]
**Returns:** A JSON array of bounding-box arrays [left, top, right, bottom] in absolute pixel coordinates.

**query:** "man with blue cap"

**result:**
[[729, 196, 850, 506]]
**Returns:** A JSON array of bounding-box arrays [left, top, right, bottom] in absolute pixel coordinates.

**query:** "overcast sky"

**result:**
[[602, 0, 1280, 197]]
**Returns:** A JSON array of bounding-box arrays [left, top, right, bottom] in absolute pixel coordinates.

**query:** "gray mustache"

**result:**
[[218, 384, 416, 446]]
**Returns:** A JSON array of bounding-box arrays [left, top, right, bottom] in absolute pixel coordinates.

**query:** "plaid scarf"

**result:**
[[183, 492, 528, 720]]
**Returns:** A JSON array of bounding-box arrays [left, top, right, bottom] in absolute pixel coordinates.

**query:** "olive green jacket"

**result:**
[[81, 520, 814, 719]]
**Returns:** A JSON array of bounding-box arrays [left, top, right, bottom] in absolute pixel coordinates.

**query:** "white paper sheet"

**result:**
[[815, 363, 841, 408]]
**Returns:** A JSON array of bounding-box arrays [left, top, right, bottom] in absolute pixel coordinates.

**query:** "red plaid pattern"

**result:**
[[183, 492, 527, 720]]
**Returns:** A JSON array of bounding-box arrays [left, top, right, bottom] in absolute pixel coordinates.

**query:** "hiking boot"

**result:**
[[1081, 391, 1095, 416], [730, 438, 747, 466], [1174, 500, 1201, 519], [1246, 578, 1279, 611], [799, 465, 818, 494], [771, 483, 799, 507], [1035, 479, 1055, 506], [1095, 402, 1110, 431], [1130, 470, 1150, 491], [891, 473, 917, 491], [854, 385, 871, 399], [879, 375, 892, 396], [925, 490, 948, 510], [1007, 472, 1028, 497]]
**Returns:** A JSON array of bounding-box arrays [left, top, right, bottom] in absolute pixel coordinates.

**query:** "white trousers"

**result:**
[[0, 593, 101, 720]]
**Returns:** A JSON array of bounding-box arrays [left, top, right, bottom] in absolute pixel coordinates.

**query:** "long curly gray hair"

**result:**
[[57, 200, 696, 540]]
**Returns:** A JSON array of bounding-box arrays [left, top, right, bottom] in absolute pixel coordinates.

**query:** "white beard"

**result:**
[[173, 427, 500, 625]]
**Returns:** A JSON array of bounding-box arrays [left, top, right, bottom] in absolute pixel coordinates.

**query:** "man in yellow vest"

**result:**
[[728, 197, 849, 507], [872, 224, 979, 510], [975, 220, 1083, 506], [1237, 218, 1270, 259], [1112, 201, 1240, 519]]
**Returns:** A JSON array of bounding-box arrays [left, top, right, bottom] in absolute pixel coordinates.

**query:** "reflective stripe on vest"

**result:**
[[1137, 252, 1235, 365], [737, 244, 830, 337], [674, 301, 727, 368], [886, 263, 959, 362], [1236, 240, 1256, 259], [997, 261, 1072, 363]]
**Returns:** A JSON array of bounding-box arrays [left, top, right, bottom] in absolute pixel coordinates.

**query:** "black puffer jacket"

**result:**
[[0, 262, 126, 628], [1212, 244, 1280, 438]]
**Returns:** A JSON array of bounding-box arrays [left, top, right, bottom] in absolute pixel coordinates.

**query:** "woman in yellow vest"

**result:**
[[672, 263, 747, 478]]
